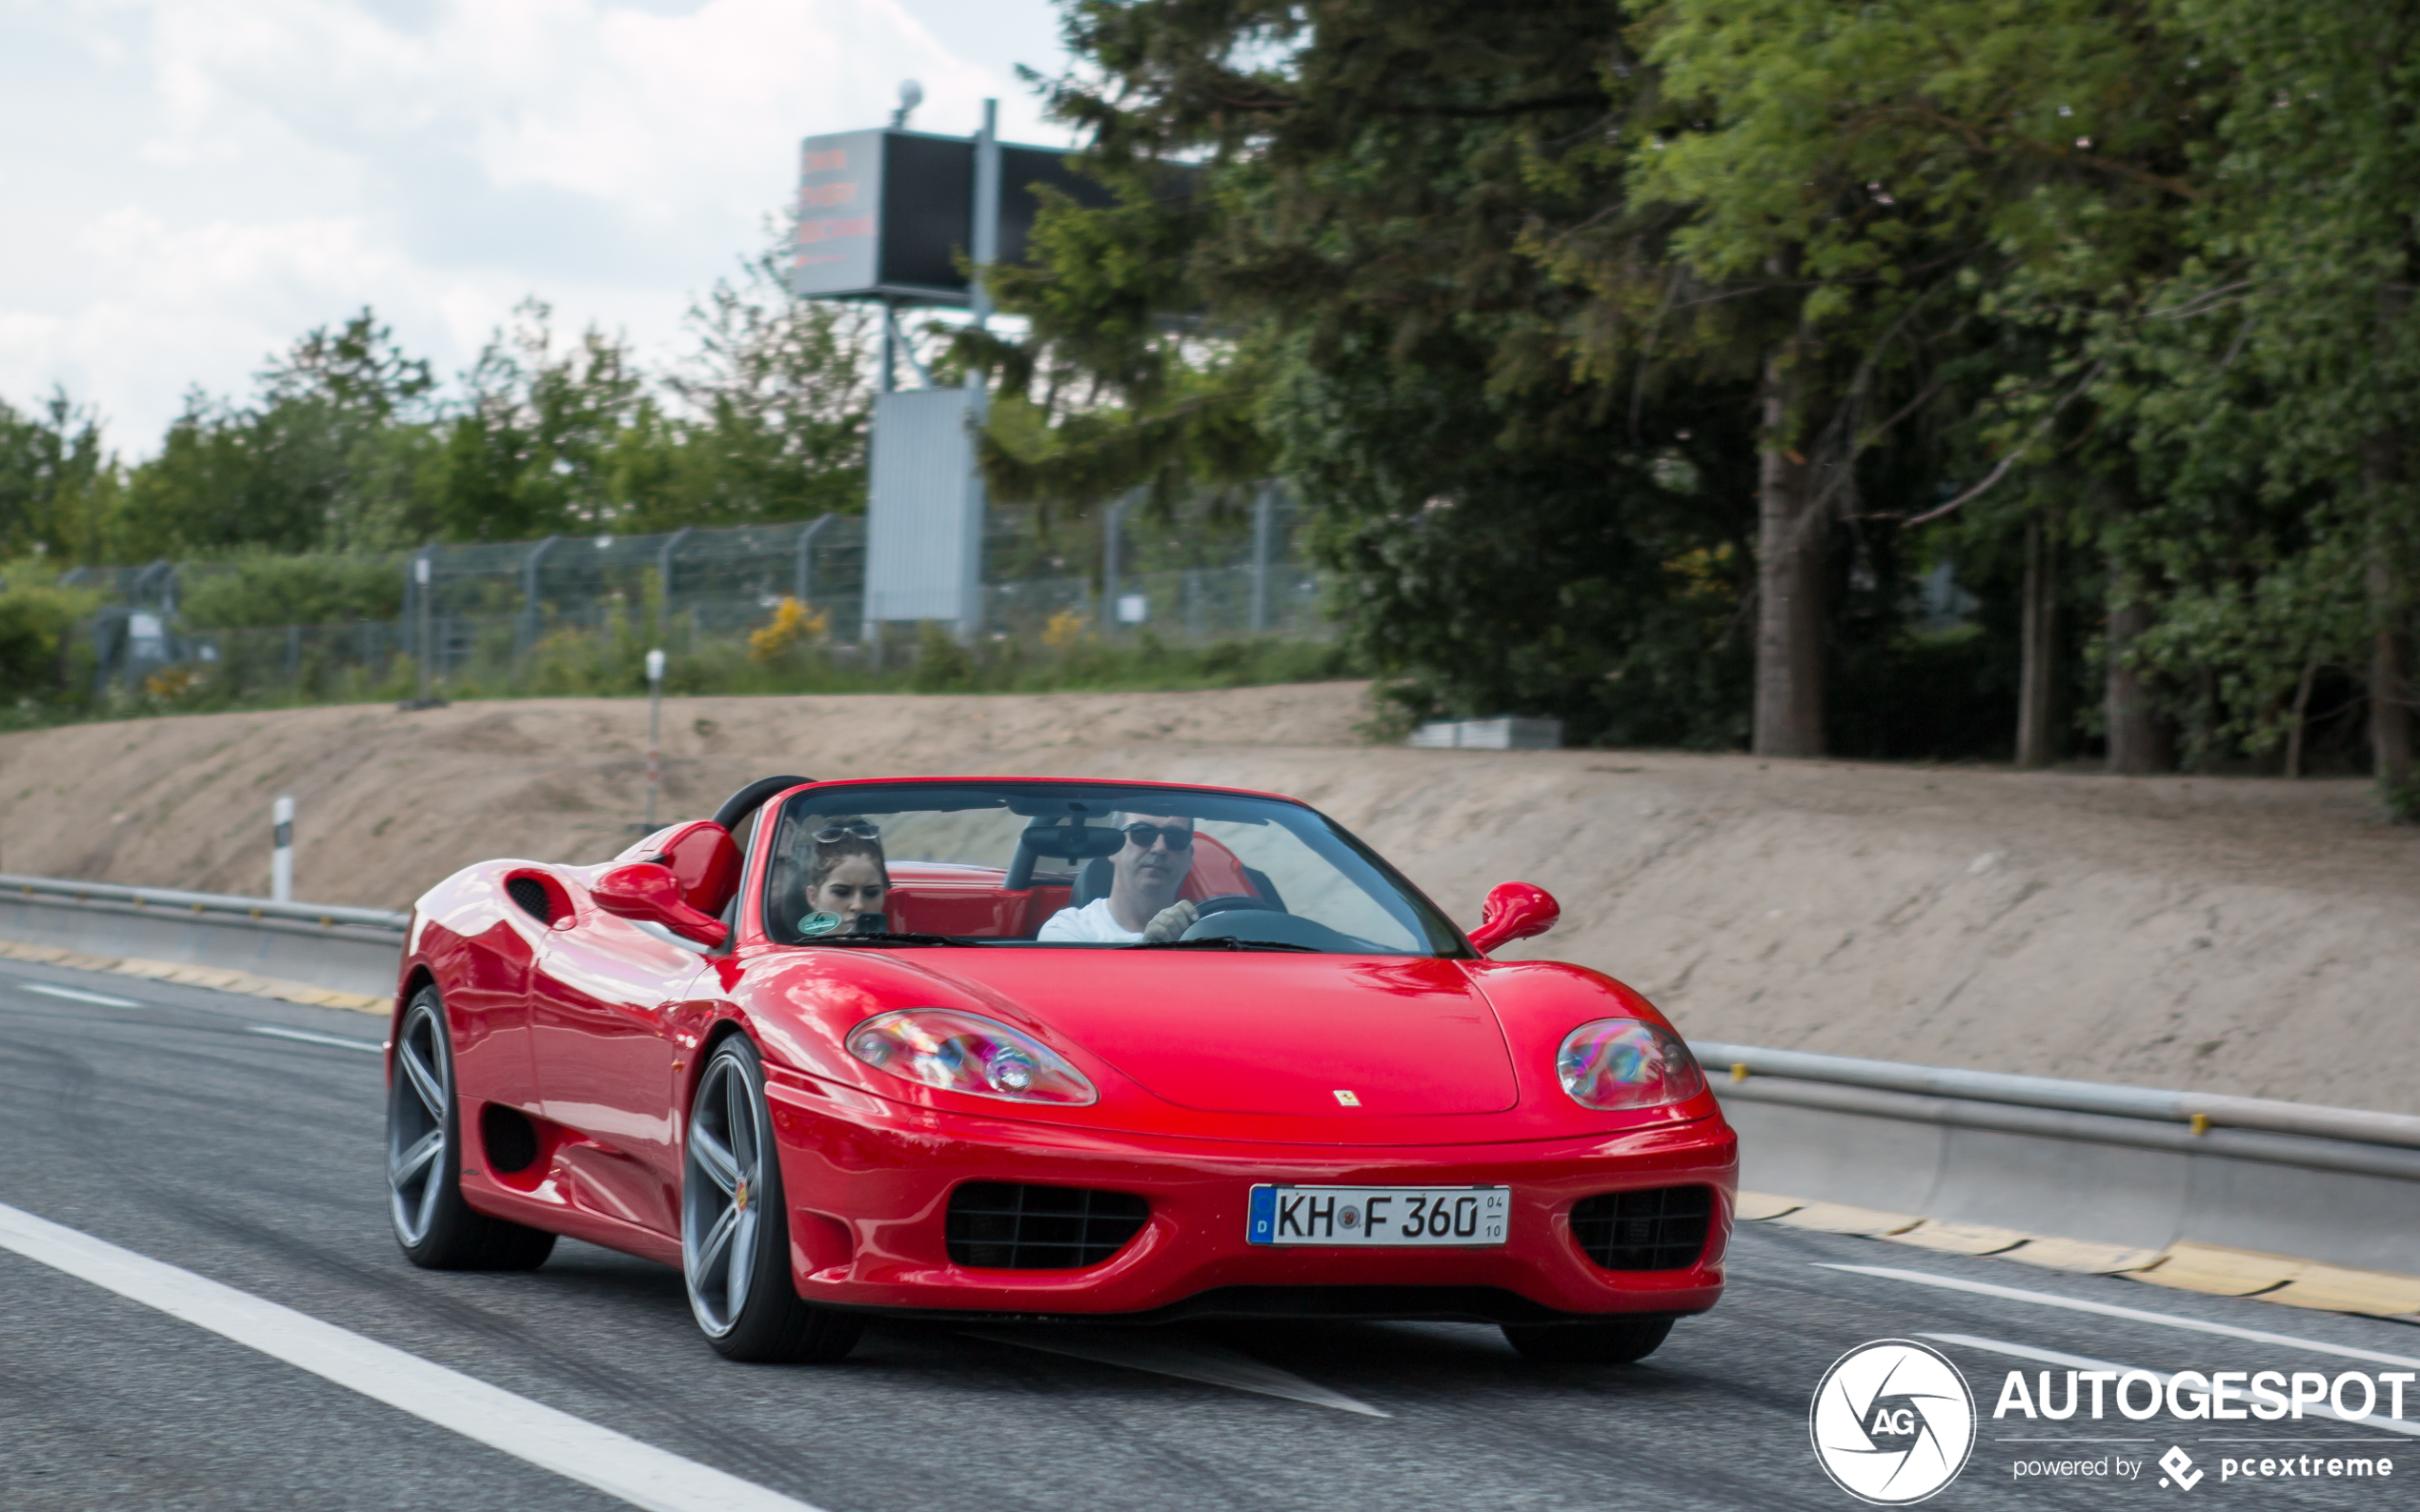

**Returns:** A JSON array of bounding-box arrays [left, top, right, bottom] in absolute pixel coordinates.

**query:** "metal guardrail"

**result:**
[[0, 874, 410, 937], [1692, 1040, 2420, 1155], [0, 873, 2406, 1165]]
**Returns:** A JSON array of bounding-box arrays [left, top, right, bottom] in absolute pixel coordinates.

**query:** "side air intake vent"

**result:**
[[505, 877, 555, 925], [1569, 1185, 1713, 1271], [946, 1182, 1149, 1270]]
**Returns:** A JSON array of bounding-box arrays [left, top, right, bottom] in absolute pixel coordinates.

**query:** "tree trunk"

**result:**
[[1753, 340, 1826, 757], [2015, 514, 2058, 768], [2285, 658, 2317, 779], [2369, 557, 2412, 791], [2105, 589, 2172, 774], [2364, 416, 2412, 795]]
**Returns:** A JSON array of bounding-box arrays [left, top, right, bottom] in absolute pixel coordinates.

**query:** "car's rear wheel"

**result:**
[[388, 986, 556, 1270], [682, 1036, 863, 1363], [1501, 1316, 1674, 1364]]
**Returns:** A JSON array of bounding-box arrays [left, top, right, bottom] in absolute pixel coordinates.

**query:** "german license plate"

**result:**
[[1246, 1184, 1509, 1247]]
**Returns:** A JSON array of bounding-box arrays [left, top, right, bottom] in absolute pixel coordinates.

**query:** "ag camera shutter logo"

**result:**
[[1810, 1340, 1978, 1503]]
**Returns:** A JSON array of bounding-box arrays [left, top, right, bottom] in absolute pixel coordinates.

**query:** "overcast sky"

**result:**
[[0, 0, 1076, 453]]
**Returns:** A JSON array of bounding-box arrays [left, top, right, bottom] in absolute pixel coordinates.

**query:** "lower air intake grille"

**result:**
[[1569, 1185, 1713, 1271], [946, 1182, 1150, 1270], [505, 877, 554, 924]]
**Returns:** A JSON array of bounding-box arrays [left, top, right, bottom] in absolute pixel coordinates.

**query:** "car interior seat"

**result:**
[[1075, 857, 1115, 908]]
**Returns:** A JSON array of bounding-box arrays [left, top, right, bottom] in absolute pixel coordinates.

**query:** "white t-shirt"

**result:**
[[1037, 897, 1144, 943]]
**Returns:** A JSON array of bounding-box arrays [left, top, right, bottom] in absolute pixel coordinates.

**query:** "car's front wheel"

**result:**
[[388, 986, 556, 1270], [681, 1035, 862, 1362], [1501, 1316, 1674, 1364]]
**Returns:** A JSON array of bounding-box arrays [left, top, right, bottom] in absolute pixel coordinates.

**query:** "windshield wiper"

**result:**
[[1126, 937, 1321, 953], [800, 931, 967, 947]]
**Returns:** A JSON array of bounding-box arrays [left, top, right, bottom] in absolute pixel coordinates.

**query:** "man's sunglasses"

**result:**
[[813, 821, 881, 843], [1120, 823, 1194, 851]]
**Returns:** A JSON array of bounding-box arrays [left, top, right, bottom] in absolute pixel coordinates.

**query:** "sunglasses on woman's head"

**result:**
[[1120, 823, 1194, 851], [813, 821, 880, 843]]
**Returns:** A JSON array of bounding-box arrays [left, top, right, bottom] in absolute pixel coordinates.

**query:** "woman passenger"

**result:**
[[799, 818, 889, 936]]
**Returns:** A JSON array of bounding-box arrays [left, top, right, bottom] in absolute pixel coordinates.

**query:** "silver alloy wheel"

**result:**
[[388, 999, 452, 1248], [682, 1044, 766, 1338]]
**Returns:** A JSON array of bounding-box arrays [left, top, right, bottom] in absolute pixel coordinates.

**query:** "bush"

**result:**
[[0, 578, 104, 704], [178, 551, 404, 630]]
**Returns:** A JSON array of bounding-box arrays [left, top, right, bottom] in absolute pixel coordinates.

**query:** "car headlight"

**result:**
[[1555, 1018, 1706, 1111], [846, 1008, 1098, 1105]]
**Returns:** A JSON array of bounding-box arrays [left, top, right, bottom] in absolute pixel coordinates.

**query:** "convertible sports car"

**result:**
[[385, 776, 1735, 1364]]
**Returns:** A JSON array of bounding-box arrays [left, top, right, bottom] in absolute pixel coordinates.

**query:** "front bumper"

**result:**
[[765, 1077, 1737, 1321]]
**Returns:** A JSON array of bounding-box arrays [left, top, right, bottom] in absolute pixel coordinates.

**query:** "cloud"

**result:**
[[0, 0, 1071, 450]]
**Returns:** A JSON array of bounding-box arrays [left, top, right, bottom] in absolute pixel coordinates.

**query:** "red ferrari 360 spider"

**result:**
[[385, 776, 1735, 1364]]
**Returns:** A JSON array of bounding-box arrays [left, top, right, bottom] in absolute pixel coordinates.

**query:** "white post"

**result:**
[[271, 796, 294, 903], [413, 554, 433, 704], [1250, 486, 1274, 635], [644, 648, 666, 831]]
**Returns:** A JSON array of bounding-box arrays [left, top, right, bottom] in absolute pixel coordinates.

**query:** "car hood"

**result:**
[[907, 951, 1520, 1118]]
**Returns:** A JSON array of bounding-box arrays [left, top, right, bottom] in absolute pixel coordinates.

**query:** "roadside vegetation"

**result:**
[[7, 3, 2420, 815]]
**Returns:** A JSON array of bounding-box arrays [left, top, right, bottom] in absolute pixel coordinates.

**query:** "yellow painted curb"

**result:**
[[2264, 1266, 2420, 1316], [1735, 1190, 1805, 1221], [2132, 1242, 2420, 1315], [2131, 1241, 2304, 1297], [1885, 1220, 2030, 1256], [0, 936, 390, 1016], [2001, 1236, 2164, 1274], [1741, 1192, 2420, 1317], [1772, 1201, 1924, 1237]]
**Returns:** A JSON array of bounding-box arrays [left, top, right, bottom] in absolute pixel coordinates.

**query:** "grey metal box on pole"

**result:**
[[861, 388, 986, 636]]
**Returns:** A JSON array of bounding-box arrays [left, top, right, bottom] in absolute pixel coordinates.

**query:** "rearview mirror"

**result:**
[[1468, 881, 1559, 957], [591, 862, 730, 949]]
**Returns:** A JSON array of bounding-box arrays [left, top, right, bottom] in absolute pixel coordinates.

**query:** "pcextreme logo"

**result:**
[[1811, 1340, 1978, 1504], [2159, 1446, 2205, 1490]]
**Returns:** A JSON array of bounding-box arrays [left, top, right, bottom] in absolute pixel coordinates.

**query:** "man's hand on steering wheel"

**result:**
[[1140, 899, 1198, 943]]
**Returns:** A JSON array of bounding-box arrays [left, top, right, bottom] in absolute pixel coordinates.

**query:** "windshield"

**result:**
[[758, 781, 1466, 957]]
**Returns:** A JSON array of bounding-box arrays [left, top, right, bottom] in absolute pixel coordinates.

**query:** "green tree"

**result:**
[[2108, 0, 2420, 807], [118, 312, 437, 555], [1624, 0, 2205, 756], [983, 0, 1765, 741], [640, 247, 876, 527], [0, 390, 117, 561], [432, 299, 644, 541]]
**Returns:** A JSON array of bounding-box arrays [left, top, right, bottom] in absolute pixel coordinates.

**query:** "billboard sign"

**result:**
[[792, 129, 885, 298], [790, 128, 1115, 304]]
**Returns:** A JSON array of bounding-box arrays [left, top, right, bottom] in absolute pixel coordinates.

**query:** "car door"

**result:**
[[429, 866, 553, 1116], [528, 904, 712, 1239]]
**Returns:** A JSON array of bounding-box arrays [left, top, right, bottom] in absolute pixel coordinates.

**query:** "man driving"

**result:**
[[1037, 814, 1198, 943]]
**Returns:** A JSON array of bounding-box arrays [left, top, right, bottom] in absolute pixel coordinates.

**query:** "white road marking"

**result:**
[[15, 980, 139, 1008], [966, 1326, 1391, 1418], [1822, 1264, 2420, 1371], [1921, 1332, 2420, 1440], [249, 1025, 382, 1053], [0, 1200, 826, 1512]]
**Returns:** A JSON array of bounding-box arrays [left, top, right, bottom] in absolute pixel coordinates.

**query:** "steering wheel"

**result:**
[[1190, 894, 1272, 918]]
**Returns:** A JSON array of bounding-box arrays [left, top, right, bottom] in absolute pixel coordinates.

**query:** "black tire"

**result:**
[[1502, 1316, 1674, 1364], [682, 1036, 863, 1363], [388, 985, 557, 1271]]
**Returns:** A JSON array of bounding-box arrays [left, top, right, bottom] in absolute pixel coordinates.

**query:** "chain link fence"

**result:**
[[75, 492, 1330, 697]]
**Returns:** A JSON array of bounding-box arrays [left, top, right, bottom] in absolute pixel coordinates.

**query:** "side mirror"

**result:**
[[591, 862, 730, 949], [1468, 881, 1559, 957], [649, 818, 742, 917]]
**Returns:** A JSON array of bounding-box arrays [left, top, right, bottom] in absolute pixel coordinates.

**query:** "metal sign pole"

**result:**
[[970, 99, 999, 333], [271, 796, 293, 902], [644, 649, 666, 830], [958, 99, 999, 644]]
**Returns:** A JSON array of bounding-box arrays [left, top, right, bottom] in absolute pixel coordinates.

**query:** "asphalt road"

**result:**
[[2, 960, 2413, 1512]]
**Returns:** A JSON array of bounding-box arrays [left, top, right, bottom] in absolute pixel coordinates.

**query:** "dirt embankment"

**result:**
[[2, 683, 2413, 1111]]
